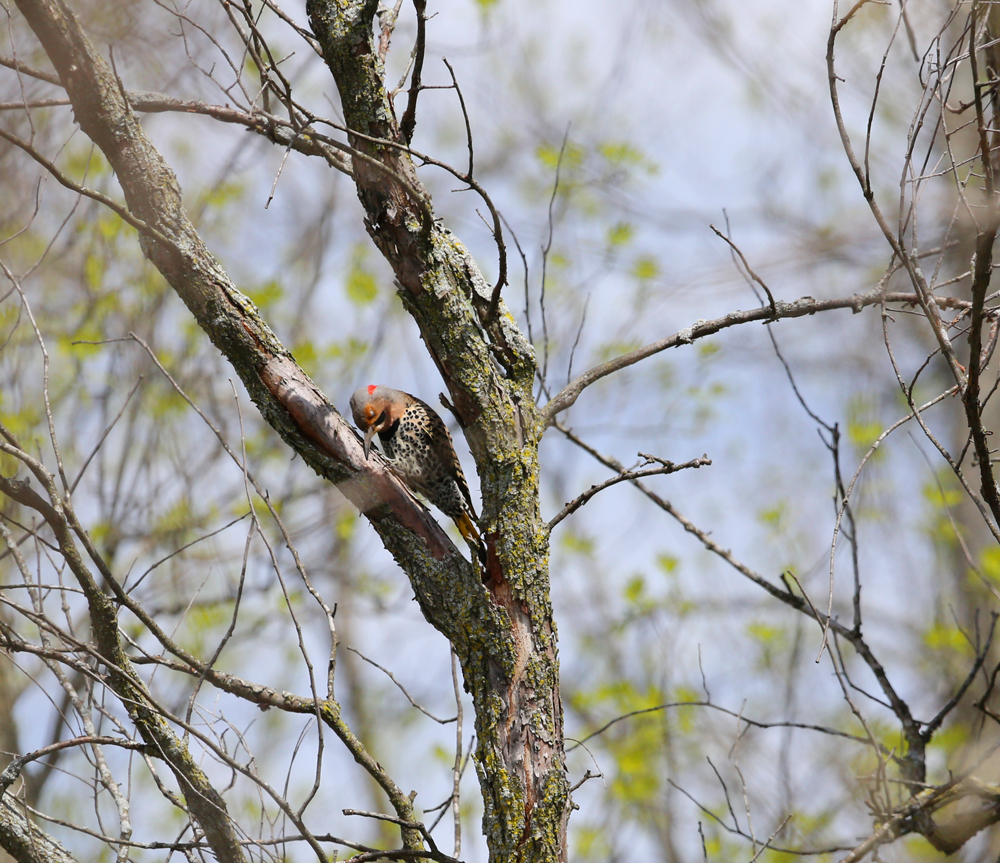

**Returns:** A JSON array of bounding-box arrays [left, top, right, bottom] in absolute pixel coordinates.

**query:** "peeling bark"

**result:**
[[10, 0, 571, 858], [306, 3, 570, 859]]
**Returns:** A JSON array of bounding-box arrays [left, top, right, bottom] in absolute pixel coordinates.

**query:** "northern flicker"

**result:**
[[350, 384, 485, 563]]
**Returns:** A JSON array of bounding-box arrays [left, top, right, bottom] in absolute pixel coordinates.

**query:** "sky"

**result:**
[[4, 0, 993, 860]]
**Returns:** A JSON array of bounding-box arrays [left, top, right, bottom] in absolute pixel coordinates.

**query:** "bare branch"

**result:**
[[0, 736, 146, 796], [547, 454, 711, 531], [542, 290, 974, 423], [345, 646, 456, 724], [709, 224, 777, 319], [567, 700, 876, 754], [399, 0, 427, 144], [449, 649, 463, 857], [0, 53, 61, 85], [554, 423, 933, 786]]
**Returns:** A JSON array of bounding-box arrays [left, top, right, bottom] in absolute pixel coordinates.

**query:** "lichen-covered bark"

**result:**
[[12, 0, 571, 858], [306, 2, 570, 859], [0, 472, 247, 863], [10, 0, 468, 588], [0, 796, 79, 863], [10, 0, 457, 855]]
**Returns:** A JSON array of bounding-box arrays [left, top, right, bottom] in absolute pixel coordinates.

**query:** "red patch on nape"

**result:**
[[367, 384, 377, 395]]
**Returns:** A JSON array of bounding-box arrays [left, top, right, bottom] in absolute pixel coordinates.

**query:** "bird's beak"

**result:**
[[363, 425, 376, 460]]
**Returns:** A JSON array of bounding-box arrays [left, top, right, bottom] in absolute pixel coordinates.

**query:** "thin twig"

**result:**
[[0, 736, 146, 796], [547, 455, 711, 531], [709, 223, 777, 319], [450, 649, 462, 857], [346, 646, 456, 724], [542, 289, 973, 423]]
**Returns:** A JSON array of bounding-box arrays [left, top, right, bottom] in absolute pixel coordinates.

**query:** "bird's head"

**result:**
[[350, 384, 407, 460]]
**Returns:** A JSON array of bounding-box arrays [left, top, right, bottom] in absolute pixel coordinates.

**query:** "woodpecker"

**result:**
[[350, 384, 485, 563]]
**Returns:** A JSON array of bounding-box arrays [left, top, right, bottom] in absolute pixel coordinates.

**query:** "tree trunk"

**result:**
[[10, 0, 572, 859]]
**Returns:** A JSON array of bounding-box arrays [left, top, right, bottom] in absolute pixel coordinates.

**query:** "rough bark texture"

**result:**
[[0, 797, 79, 863], [0, 662, 25, 863], [9, 0, 466, 572], [10, 0, 571, 861], [305, 1, 570, 858], [0, 472, 249, 863]]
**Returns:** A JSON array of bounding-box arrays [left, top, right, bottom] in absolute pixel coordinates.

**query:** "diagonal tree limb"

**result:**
[[0, 795, 81, 863], [8, 0, 474, 605], [0, 465, 249, 863], [542, 290, 978, 423], [8, 0, 570, 859], [961, 2, 1000, 527], [304, 2, 571, 861]]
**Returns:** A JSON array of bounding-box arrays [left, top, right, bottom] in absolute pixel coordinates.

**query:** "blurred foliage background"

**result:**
[[3, 0, 999, 860]]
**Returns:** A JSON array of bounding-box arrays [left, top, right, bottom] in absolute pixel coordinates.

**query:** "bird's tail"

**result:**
[[453, 510, 487, 566]]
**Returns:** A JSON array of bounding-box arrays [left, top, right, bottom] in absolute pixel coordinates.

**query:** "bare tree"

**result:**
[[5, 1, 1000, 862]]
